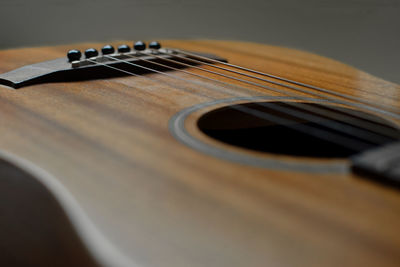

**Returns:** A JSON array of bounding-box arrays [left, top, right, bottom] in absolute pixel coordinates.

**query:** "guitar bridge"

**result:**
[[0, 46, 226, 89]]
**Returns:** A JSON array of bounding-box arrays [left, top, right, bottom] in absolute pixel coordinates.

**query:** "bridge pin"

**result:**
[[67, 49, 82, 62], [149, 41, 161, 49], [84, 48, 99, 58], [101, 45, 115, 55], [118, 44, 131, 53], [134, 41, 146, 51]]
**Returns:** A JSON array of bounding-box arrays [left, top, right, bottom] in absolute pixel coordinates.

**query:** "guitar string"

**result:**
[[172, 49, 400, 116], [87, 58, 374, 151], [86, 57, 382, 151], [155, 50, 400, 124], [119, 53, 395, 143], [100, 55, 399, 145], [142, 50, 400, 137], [129, 51, 399, 140]]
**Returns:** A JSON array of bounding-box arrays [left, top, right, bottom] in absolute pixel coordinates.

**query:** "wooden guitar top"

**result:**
[[0, 40, 399, 267]]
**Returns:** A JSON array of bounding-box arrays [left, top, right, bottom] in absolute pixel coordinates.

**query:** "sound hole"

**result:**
[[197, 101, 400, 158]]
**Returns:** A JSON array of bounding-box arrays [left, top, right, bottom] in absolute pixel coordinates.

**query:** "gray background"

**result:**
[[1, 0, 399, 83]]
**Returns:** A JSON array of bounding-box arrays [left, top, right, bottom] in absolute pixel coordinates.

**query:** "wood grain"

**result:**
[[0, 40, 399, 267]]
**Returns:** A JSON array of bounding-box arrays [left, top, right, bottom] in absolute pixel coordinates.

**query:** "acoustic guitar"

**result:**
[[0, 40, 399, 267]]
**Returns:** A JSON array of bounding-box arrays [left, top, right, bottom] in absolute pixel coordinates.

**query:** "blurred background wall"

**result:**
[[1, 0, 399, 83]]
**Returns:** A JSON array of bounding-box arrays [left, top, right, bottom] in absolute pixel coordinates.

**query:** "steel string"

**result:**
[[84, 57, 384, 151], [133, 51, 400, 140], [172, 49, 400, 116]]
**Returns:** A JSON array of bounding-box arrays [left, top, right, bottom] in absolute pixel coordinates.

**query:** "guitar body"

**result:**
[[0, 40, 400, 267]]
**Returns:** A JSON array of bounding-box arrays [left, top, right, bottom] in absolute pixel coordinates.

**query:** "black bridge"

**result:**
[[0, 42, 226, 89]]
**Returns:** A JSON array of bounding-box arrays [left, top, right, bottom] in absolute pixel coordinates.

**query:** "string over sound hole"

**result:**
[[197, 101, 400, 158]]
